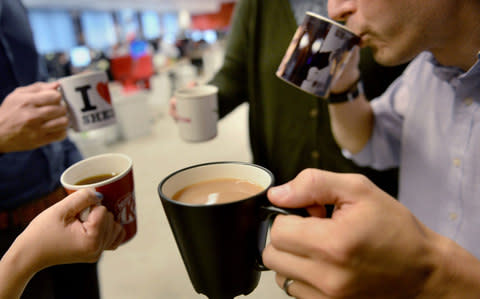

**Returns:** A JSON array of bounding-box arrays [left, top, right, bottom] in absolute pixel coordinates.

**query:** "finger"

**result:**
[[85, 205, 116, 250], [59, 189, 102, 220], [106, 224, 126, 250], [36, 103, 68, 120], [33, 105, 68, 128], [86, 204, 111, 225], [16, 82, 60, 93], [264, 238, 345, 298], [41, 116, 69, 132], [30, 89, 63, 106], [267, 215, 332, 259], [275, 274, 329, 299], [267, 169, 371, 209], [42, 129, 68, 144], [99, 210, 117, 246]]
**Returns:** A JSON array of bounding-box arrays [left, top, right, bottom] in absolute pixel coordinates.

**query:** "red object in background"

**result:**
[[132, 54, 154, 90], [110, 54, 155, 92], [110, 55, 136, 92], [191, 2, 236, 30]]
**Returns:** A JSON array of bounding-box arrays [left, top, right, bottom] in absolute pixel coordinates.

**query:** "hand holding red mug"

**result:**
[[0, 189, 125, 299]]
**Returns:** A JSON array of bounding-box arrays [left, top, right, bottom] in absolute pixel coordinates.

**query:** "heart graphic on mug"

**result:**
[[96, 82, 112, 104]]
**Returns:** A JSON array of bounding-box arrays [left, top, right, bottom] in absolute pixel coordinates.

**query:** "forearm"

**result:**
[[0, 238, 41, 299], [327, 94, 374, 153]]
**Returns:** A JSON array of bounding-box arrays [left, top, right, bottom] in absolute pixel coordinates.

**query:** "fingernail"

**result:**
[[94, 192, 104, 201], [269, 184, 290, 198]]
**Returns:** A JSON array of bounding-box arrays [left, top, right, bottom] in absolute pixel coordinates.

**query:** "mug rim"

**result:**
[[174, 84, 219, 98], [305, 11, 358, 37], [58, 70, 108, 83], [60, 153, 133, 190], [158, 161, 275, 207]]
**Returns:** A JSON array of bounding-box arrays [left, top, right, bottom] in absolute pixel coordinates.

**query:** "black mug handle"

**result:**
[[256, 206, 308, 271]]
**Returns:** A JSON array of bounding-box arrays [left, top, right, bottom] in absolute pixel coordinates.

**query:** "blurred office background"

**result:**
[[23, 0, 236, 153], [21, 0, 290, 298]]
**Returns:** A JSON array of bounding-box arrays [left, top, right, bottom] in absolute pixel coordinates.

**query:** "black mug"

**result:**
[[158, 161, 301, 299]]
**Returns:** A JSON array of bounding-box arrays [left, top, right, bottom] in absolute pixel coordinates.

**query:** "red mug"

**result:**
[[60, 153, 137, 244]]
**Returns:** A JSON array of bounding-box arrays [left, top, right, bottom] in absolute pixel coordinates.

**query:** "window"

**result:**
[[28, 9, 76, 54], [81, 11, 117, 50]]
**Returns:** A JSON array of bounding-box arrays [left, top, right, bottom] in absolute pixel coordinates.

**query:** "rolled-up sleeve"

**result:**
[[348, 72, 411, 170]]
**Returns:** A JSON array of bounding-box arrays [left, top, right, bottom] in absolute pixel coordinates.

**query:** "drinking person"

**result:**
[[263, 0, 480, 297], [169, 0, 408, 196]]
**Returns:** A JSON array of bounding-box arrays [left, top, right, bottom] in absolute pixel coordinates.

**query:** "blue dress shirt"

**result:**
[[0, 0, 82, 209], [351, 51, 480, 258]]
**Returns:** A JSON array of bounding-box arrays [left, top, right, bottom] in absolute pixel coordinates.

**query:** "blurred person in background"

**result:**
[[170, 0, 408, 196], [0, 0, 102, 298]]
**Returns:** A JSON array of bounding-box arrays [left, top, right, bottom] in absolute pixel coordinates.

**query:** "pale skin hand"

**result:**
[[262, 169, 480, 299], [0, 189, 125, 299], [327, 46, 375, 154], [0, 82, 69, 153]]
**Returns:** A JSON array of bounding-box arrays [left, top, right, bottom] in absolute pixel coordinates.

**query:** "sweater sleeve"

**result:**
[[209, 0, 253, 118]]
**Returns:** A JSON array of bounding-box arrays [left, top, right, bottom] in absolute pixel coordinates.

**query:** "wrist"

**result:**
[[0, 238, 40, 298], [419, 233, 480, 299], [328, 80, 364, 104]]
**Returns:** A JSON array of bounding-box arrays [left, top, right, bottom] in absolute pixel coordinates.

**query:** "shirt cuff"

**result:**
[[341, 141, 373, 166]]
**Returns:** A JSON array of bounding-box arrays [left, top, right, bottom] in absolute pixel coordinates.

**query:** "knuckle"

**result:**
[[321, 273, 353, 298], [269, 216, 288, 244], [344, 173, 374, 193]]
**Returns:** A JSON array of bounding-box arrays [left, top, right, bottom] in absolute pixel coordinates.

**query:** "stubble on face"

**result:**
[[348, 0, 432, 66]]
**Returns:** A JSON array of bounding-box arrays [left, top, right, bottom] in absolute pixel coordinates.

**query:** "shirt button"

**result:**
[[309, 108, 318, 118], [311, 150, 319, 160], [449, 212, 458, 221], [453, 158, 461, 167], [464, 97, 474, 106]]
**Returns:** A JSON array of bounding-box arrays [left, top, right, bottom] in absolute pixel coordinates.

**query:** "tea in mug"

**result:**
[[173, 178, 264, 205], [75, 173, 118, 185]]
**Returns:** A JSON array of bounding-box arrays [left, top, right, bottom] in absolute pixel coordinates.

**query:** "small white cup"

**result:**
[[59, 71, 116, 132], [175, 85, 218, 142]]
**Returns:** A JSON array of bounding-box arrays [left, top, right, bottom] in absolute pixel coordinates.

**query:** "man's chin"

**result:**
[[371, 47, 408, 67]]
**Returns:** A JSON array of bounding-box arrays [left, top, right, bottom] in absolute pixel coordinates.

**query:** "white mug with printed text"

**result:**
[[175, 85, 218, 142], [59, 71, 116, 132]]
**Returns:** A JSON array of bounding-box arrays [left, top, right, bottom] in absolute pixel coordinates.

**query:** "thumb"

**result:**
[[58, 189, 102, 220], [267, 169, 361, 209]]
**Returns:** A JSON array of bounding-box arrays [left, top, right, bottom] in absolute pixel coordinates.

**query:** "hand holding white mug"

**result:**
[[262, 169, 480, 298], [0, 188, 125, 299], [0, 82, 69, 153]]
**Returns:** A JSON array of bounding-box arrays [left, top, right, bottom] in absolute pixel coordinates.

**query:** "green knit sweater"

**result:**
[[210, 0, 406, 195]]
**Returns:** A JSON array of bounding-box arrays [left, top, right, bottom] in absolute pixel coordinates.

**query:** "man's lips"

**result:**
[[357, 33, 371, 48]]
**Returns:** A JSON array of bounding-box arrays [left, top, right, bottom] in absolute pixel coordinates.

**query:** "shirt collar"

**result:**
[[427, 51, 480, 83]]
